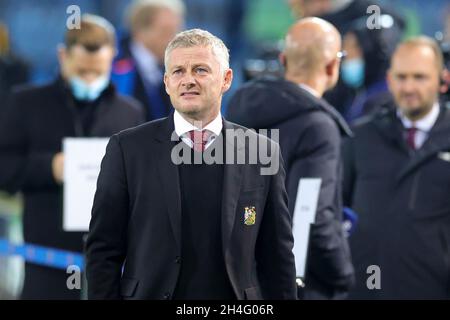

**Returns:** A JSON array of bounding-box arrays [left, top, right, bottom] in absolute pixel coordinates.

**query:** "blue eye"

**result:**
[[196, 68, 207, 74]]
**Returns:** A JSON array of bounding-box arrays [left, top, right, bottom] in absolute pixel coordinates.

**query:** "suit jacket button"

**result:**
[[163, 292, 171, 300], [175, 256, 181, 264]]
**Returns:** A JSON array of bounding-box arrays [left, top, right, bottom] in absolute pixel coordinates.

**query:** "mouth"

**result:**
[[180, 92, 200, 97]]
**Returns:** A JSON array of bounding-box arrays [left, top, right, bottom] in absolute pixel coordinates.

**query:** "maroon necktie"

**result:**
[[188, 130, 212, 152], [406, 127, 417, 150]]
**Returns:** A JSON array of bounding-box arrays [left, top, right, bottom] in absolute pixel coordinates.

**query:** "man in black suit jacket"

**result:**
[[86, 29, 297, 300], [0, 15, 144, 300], [227, 18, 354, 299], [343, 36, 450, 299]]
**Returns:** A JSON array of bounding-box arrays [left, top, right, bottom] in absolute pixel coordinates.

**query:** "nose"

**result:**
[[400, 77, 417, 93], [181, 72, 196, 88]]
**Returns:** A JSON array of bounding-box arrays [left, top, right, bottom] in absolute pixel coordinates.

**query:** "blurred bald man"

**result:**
[[227, 18, 354, 299]]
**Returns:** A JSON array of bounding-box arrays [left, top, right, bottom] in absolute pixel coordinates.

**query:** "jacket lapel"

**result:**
[[155, 114, 182, 251], [396, 106, 450, 181], [154, 117, 249, 255], [221, 120, 245, 255], [373, 108, 411, 156]]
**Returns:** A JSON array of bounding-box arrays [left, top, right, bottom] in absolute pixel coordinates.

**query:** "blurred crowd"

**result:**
[[1, 0, 450, 300]]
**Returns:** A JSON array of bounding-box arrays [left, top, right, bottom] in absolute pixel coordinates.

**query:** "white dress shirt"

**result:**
[[173, 110, 223, 150], [130, 41, 163, 86], [397, 102, 440, 149]]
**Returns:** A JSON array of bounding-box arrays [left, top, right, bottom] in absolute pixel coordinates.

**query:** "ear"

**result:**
[[279, 52, 287, 69], [57, 44, 71, 79], [112, 46, 118, 59], [440, 68, 450, 94], [163, 73, 170, 95], [325, 58, 337, 77], [222, 68, 233, 93], [57, 44, 67, 66], [386, 68, 393, 91]]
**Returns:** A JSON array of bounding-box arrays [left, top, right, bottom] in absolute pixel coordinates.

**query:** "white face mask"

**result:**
[[69, 76, 109, 101]]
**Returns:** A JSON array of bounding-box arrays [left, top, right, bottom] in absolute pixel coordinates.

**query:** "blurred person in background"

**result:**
[[0, 22, 29, 110], [339, 18, 400, 122], [287, 0, 405, 116], [227, 18, 354, 300], [0, 14, 144, 300], [288, 0, 405, 36], [343, 36, 450, 299], [111, 0, 184, 121]]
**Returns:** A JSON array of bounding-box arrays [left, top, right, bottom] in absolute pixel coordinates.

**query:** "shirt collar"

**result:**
[[174, 110, 223, 138], [397, 101, 440, 132], [130, 41, 162, 85], [298, 83, 320, 98]]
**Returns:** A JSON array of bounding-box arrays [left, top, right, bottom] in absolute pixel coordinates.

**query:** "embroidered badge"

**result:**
[[244, 206, 256, 226]]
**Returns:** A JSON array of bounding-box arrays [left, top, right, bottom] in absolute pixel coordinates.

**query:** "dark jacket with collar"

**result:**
[[86, 114, 297, 300], [343, 103, 450, 299], [0, 77, 145, 252], [226, 77, 355, 299]]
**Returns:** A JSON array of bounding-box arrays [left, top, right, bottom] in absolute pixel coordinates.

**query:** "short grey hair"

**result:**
[[164, 28, 230, 73]]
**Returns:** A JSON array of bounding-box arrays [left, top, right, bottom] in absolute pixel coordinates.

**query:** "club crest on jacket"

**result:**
[[244, 206, 256, 226]]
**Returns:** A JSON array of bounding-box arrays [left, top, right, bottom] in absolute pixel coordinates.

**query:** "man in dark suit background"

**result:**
[[86, 29, 297, 300], [0, 14, 144, 300], [227, 18, 354, 299], [111, 0, 184, 121], [344, 36, 450, 299]]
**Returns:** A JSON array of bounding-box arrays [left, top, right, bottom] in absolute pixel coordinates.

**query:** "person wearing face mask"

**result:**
[[339, 19, 402, 123], [0, 14, 144, 300]]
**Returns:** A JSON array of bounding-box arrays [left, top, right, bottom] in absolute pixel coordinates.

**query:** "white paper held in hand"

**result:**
[[292, 178, 322, 278], [63, 138, 109, 232]]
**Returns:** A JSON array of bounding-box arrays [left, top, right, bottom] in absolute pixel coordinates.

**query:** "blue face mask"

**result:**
[[69, 76, 109, 101], [341, 58, 365, 88]]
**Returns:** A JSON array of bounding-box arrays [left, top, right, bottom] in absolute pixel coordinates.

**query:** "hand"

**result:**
[[52, 152, 64, 184]]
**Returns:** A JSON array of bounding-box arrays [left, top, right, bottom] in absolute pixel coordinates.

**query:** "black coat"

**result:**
[[86, 115, 297, 300], [343, 105, 450, 299], [226, 77, 355, 299], [0, 78, 145, 253]]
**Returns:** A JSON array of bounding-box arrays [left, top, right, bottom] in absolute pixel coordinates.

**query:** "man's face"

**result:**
[[388, 45, 440, 119], [164, 46, 232, 122], [59, 45, 115, 83], [138, 8, 183, 63]]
